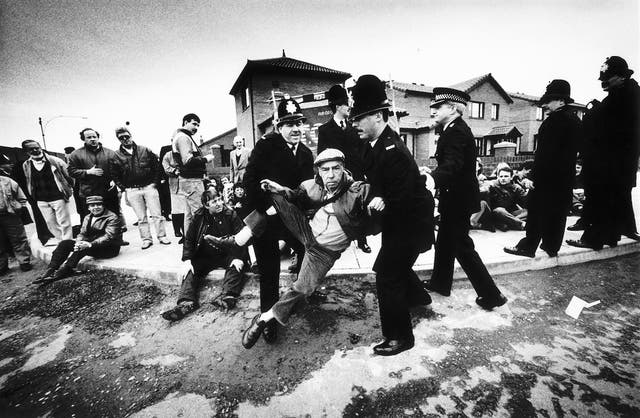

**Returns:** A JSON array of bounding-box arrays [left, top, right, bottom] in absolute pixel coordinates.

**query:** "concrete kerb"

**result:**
[[29, 232, 640, 288]]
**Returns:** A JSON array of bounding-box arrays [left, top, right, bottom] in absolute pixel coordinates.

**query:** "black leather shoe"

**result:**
[[32, 268, 56, 285], [422, 279, 451, 297], [623, 232, 640, 241], [476, 294, 508, 311], [358, 242, 372, 253], [409, 291, 432, 307], [567, 220, 585, 231], [373, 338, 415, 356], [262, 320, 277, 344], [242, 314, 266, 349], [565, 239, 602, 250], [503, 246, 535, 258]]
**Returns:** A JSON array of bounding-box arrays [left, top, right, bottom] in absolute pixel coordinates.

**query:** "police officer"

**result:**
[[351, 74, 434, 356], [318, 84, 371, 253], [504, 80, 581, 257], [242, 96, 314, 344], [423, 88, 507, 310]]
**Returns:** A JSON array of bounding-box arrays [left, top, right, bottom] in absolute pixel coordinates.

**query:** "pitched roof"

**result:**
[[510, 91, 587, 109], [201, 127, 237, 146], [448, 73, 513, 104], [484, 125, 522, 138], [398, 115, 433, 130], [388, 81, 434, 95], [230, 53, 351, 95]]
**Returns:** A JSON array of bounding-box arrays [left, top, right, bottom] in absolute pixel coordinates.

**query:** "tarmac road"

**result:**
[[0, 253, 638, 417]]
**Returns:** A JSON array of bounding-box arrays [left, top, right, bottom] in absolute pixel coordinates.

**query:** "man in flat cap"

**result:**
[[568, 56, 640, 249], [210, 149, 376, 348], [318, 84, 371, 253], [504, 80, 581, 258], [350, 74, 435, 356], [33, 195, 121, 284], [423, 87, 507, 310], [112, 126, 170, 249], [242, 96, 314, 344]]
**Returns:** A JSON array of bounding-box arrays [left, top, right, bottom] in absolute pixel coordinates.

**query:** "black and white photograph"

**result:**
[[0, 0, 638, 416]]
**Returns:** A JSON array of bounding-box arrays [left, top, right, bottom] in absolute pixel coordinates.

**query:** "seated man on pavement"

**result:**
[[207, 149, 380, 349], [33, 195, 121, 284], [513, 160, 535, 191], [488, 166, 528, 231], [161, 189, 248, 321]]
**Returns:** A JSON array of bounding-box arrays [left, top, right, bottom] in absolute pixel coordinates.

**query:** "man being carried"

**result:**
[[33, 195, 121, 284], [208, 149, 375, 349]]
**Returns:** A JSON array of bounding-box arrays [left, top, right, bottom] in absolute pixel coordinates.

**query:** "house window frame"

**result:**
[[491, 103, 499, 120], [535, 106, 544, 121], [469, 101, 485, 119], [241, 87, 250, 111]]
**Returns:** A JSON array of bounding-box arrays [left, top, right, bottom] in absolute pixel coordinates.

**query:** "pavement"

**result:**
[[28, 182, 640, 286]]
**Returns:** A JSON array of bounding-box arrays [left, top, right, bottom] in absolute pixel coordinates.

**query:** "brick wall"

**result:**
[[508, 97, 541, 152], [234, 72, 345, 149]]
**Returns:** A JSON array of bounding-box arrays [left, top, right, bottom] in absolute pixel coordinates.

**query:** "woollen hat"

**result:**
[[275, 97, 306, 126], [314, 148, 345, 166], [327, 85, 349, 106], [599, 56, 634, 80], [349, 75, 391, 120], [115, 126, 131, 137], [86, 195, 104, 205], [430, 87, 471, 108], [538, 79, 574, 105]]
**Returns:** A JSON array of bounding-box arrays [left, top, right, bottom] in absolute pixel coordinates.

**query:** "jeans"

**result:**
[[178, 178, 204, 236], [0, 213, 31, 269], [48, 239, 119, 270], [37, 199, 72, 240], [492, 207, 527, 230], [246, 195, 342, 325], [126, 184, 166, 243]]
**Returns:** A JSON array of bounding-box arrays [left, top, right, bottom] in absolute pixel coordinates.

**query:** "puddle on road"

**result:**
[[129, 391, 215, 417], [140, 354, 187, 367], [109, 332, 136, 348], [22, 325, 73, 371]]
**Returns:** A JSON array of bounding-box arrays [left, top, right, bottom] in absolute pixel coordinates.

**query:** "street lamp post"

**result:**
[[38, 115, 88, 151]]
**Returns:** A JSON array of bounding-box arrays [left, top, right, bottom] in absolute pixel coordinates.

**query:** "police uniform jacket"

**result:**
[[430, 117, 480, 215], [243, 132, 314, 212], [530, 106, 580, 205], [318, 119, 366, 181], [363, 125, 434, 253]]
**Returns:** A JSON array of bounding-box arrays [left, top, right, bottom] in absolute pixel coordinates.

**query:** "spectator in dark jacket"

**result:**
[[161, 189, 247, 321], [33, 195, 121, 284], [68, 128, 119, 221], [112, 126, 170, 249], [488, 166, 528, 231]]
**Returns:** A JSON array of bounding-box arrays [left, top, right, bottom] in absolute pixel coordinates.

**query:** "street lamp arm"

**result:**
[[43, 115, 89, 128]]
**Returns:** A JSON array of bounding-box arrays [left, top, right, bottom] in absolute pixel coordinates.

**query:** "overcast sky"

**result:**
[[1, 0, 638, 153]]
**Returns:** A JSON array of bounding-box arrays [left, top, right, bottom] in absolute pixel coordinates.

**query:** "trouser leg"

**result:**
[[253, 224, 281, 313], [492, 207, 524, 229], [172, 213, 184, 235], [455, 224, 501, 299], [48, 239, 75, 269], [0, 214, 31, 265], [271, 244, 340, 325], [430, 220, 456, 291], [38, 201, 61, 240], [221, 264, 246, 297], [127, 188, 152, 242], [144, 185, 166, 238], [52, 199, 73, 240], [376, 245, 421, 340]]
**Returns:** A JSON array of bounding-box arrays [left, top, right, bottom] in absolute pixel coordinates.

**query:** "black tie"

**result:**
[[289, 144, 296, 155], [340, 120, 346, 130]]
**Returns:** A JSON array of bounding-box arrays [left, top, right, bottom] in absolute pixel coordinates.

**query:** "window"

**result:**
[[535, 107, 544, 121], [491, 104, 499, 120], [241, 87, 250, 110], [469, 101, 485, 119]]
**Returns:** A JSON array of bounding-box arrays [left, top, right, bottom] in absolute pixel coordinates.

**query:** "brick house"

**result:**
[[199, 127, 237, 177], [228, 51, 351, 152]]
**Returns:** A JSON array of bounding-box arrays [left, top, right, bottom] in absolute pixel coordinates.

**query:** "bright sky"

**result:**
[[1, 0, 638, 153]]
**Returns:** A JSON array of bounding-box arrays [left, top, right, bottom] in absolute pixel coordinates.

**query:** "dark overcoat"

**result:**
[[363, 125, 434, 272], [430, 117, 480, 215], [243, 132, 314, 212]]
